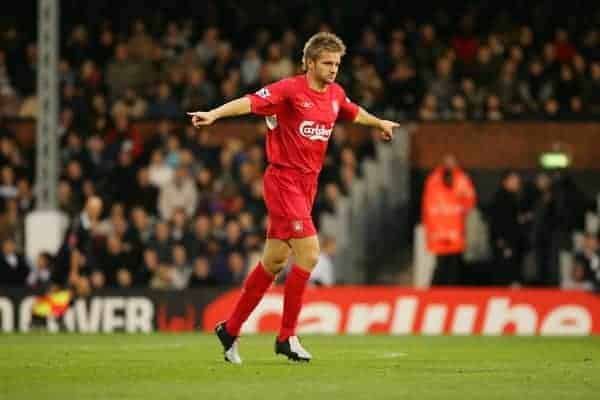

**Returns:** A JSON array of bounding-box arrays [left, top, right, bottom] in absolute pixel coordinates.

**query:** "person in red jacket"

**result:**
[[105, 112, 144, 161], [422, 154, 476, 285]]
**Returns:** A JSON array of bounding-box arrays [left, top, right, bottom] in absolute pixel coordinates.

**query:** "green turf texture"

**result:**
[[0, 334, 598, 400]]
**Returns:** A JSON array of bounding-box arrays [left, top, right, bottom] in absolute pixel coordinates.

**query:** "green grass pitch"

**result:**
[[0, 334, 599, 400]]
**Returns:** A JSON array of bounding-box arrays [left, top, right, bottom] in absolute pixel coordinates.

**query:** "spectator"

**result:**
[[130, 206, 154, 245], [111, 87, 148, 120], [310, 236, 336, 286], [147, 150, 174, 190], [470, 45, 499, 90], [208, 41, 237, 84], [147, 82, 181, 119], [150, 263, 177, 290], [451, 15, 478, 65], [427, 58, 455, 112], [104, 113, 144, 161], [485, 94, 504, 121], [415, 24, 445, 80], [0, 199, 20, 244], [196, 27, 220, 67], [264, 42, 294, 82], [419, 93, 439, 121], [422, 155, 476, 285], [460, 78, 485, 119], [181, 67, 217, 111], [554, 29, 576, 64], [188, 256, 218, 287], [109, 149, 138, 206], [185, 214, 212, 259], [487, 172, 528, 285], [519, 59, 553, 113], [16, 178, 34, 214], [27, 251, 53, 290], [135, 248, 159, 286], [240, 48, 262, 89], [0, 50, 20, 117], [568, 233, 600, 291], [158, 165, 198, 220], [127, 19, 154, 61], [148, 221, 173, 263], [226, 251, 247, 285], [99, 234, 131, 287], [0, 237, 29, 286], [170, 207, 189, 243], [171, 244, 192, 289], [162, 21, 189, 60], [52, 196, 103, 287], [130, 168, 159, 216], [555, 65, 579, 108], [105, 43, 143, 100], [0, 165, 18, 202], [387, 61, 420, 118], [83, 134, 110, 182]]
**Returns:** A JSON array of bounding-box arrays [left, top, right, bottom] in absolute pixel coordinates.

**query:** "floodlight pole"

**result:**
[[35, 0, 59, 210]]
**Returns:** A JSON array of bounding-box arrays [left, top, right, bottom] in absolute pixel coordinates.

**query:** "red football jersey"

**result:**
[[246, 75, 359, 174]]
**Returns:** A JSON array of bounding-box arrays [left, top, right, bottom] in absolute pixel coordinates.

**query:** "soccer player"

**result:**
[[188, 32, 399, 364]]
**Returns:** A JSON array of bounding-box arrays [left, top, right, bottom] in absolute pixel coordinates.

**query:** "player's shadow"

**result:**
[[208, 359, 311, 367]]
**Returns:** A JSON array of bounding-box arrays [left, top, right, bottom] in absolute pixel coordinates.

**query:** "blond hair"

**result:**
[[302, 32, 346, 70]]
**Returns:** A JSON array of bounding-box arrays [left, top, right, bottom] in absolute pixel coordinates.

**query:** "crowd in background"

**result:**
[[1, 1, 600, 291], [423, 154, 599, 291], [486, 168, 599, 290], [0, 115, 364, 291], [1, 1, 599, 121]]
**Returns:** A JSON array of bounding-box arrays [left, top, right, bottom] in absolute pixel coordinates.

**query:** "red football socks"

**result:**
[[225, 262, 274, 336], [278, 265, 311, 342]]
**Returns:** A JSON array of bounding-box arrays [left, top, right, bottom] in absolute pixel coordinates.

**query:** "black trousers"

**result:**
[[492, 248, 523, 285], [432, 254, 462, 286]]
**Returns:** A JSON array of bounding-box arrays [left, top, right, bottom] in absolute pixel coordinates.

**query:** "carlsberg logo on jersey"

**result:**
[[299, 121, 333, 141]]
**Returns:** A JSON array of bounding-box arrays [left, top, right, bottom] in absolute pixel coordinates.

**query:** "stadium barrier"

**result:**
[[1, 287, 599, 335]]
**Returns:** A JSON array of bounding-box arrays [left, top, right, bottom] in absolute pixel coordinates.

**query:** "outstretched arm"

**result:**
[[353, 107, 400, 141], [187, 97, 252, 127]]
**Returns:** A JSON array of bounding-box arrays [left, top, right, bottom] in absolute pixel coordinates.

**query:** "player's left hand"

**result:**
[[378, 120, 400, 141]]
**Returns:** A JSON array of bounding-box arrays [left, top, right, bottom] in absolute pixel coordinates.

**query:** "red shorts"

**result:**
[[263, 165, 318, 240]]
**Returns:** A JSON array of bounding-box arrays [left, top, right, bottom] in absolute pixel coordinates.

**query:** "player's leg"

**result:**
[[216, 238, 291, 363], [275, 234, 320, 362], [224, 238, 291, 335]]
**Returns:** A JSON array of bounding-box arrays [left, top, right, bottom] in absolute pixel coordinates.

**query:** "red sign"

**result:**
[[203, 287, 600, 336]]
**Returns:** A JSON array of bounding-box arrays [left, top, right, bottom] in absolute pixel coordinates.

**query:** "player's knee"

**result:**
[[298, 248, 320, 270], [262, 255, 288, 274]]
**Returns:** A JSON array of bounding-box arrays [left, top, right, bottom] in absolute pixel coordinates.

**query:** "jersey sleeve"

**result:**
[[246, 79, 292, 116], [337, 87, 360, 121]]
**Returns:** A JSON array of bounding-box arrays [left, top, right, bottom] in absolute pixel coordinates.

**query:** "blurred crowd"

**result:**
[[2, 1, 600, 291], [1, 1, 599, 121], [0, 114, 367, 291]]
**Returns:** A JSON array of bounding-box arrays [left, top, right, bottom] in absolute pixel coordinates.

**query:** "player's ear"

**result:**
[[306, 58, 314, 71]]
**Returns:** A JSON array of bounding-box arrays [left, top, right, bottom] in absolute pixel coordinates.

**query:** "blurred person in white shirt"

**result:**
[[310, 236, 336, 286]]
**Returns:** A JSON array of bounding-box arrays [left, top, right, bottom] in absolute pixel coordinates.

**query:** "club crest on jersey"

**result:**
[[299, 120, 333, 141], [332, 100, 339, 114], [292, 220, 303, 232], [256, 87, 270, 98]]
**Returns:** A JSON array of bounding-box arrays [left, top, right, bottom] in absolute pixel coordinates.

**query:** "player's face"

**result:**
[[312, 51, 341, 84]]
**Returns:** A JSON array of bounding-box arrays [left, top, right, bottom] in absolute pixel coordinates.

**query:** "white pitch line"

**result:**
[[378, 352, 407, 358]]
